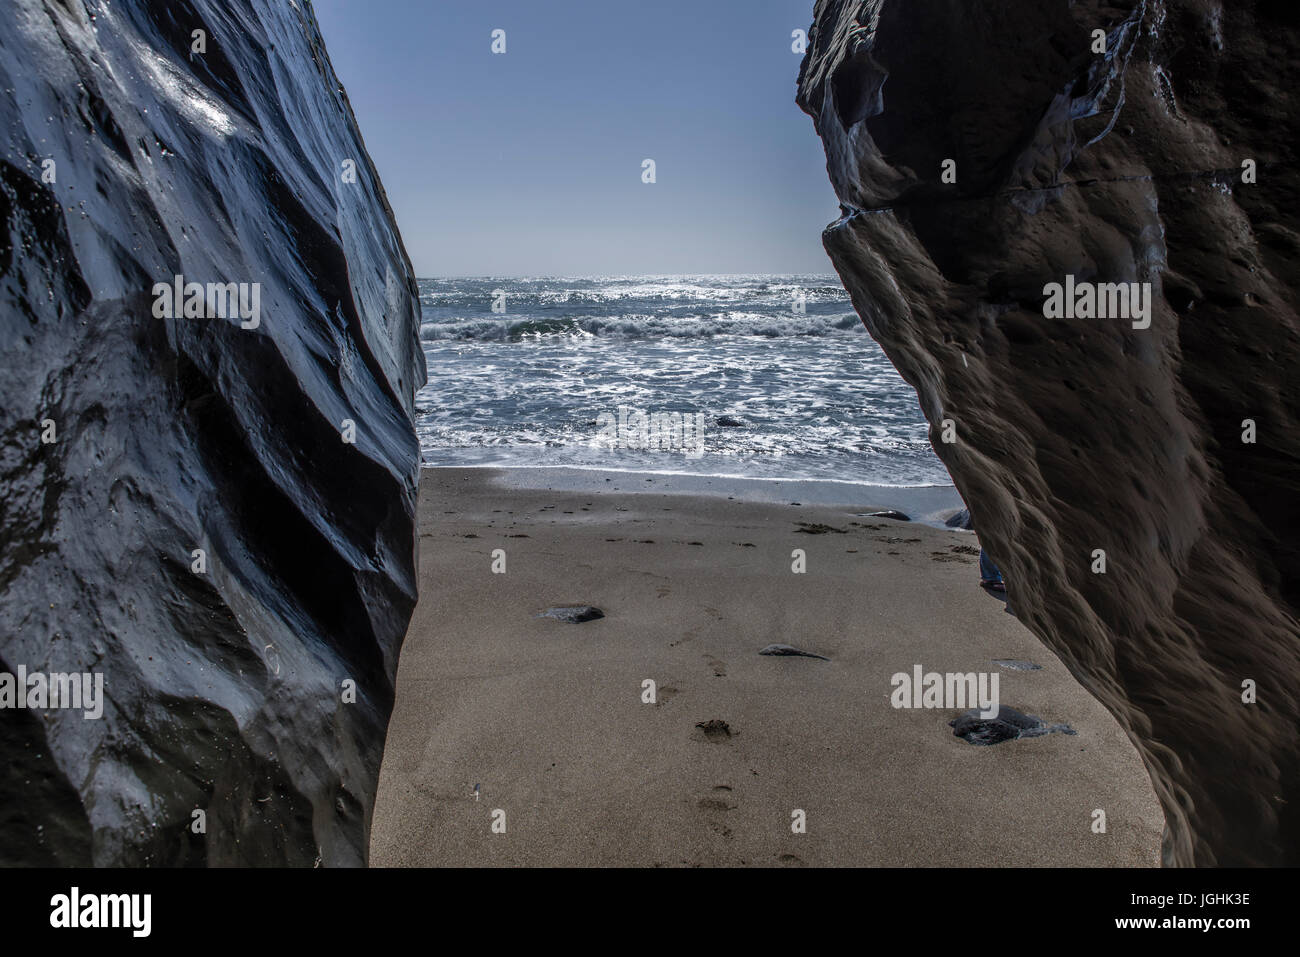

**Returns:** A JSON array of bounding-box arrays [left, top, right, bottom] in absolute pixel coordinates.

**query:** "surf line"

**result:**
[[1042, 275, 1152, 329]]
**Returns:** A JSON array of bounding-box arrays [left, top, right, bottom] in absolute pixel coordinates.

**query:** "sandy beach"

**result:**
[[370, 467, 1163, 866]]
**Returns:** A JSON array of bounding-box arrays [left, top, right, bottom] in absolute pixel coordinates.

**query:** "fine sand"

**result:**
[[370, 467, 1164, 866]]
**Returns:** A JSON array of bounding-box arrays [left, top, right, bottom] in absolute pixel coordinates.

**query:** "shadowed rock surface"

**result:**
[[1, 0, 424, 865], [799, 0, 1299, 865]]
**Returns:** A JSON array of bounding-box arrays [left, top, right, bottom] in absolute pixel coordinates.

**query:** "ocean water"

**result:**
[[414, 276, 951, 488]]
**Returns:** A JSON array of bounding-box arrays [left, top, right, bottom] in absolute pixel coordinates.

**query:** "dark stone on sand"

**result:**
[[759, 644, 830, 661], [538, 606, 606, 623], [993, 659, 1042, 672], [799, 0, 1300, 866], [715, 416, 745, 427], [864, 510, 910, 522], [0, 0, 423, 866], [949, 707, 1076, 746], [945, 509, 974, 530]]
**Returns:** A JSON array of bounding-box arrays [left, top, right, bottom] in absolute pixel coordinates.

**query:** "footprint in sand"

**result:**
[[695, 792, 737, 839], [703, 654, 727, 677], [694, 719, 734, 742], [696, 797, 736, 812], [793, 522, 847, 534]]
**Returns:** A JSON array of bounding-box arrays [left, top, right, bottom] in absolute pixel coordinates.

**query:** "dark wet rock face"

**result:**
[[799, 0, 1300, 865], [538, 606, 606, 623], [950, 706, 1076, 746], [1, 1, 424, 865]]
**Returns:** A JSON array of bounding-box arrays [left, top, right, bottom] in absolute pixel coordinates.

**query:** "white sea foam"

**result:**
[[414, 276, 950, 487]]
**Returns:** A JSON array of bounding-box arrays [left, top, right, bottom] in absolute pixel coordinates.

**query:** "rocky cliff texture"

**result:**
[[1, 0, 425, 865], [799, 0, 1299, 866]]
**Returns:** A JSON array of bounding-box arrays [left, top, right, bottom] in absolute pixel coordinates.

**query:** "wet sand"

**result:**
[[370, 467, 1164, 866]]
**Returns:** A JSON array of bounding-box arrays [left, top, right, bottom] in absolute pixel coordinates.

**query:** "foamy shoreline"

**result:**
[[421, 464, 967, 528]]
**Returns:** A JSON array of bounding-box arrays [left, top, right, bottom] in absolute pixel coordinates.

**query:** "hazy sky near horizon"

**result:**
[[312, 0, 840, 277]]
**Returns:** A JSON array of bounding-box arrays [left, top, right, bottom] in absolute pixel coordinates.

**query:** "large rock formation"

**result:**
[[1, 0, 424, 865], [799, 0, 1299, 866]]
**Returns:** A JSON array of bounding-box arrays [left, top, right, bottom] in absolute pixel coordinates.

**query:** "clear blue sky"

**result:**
[[311, 0, 838, 277]]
